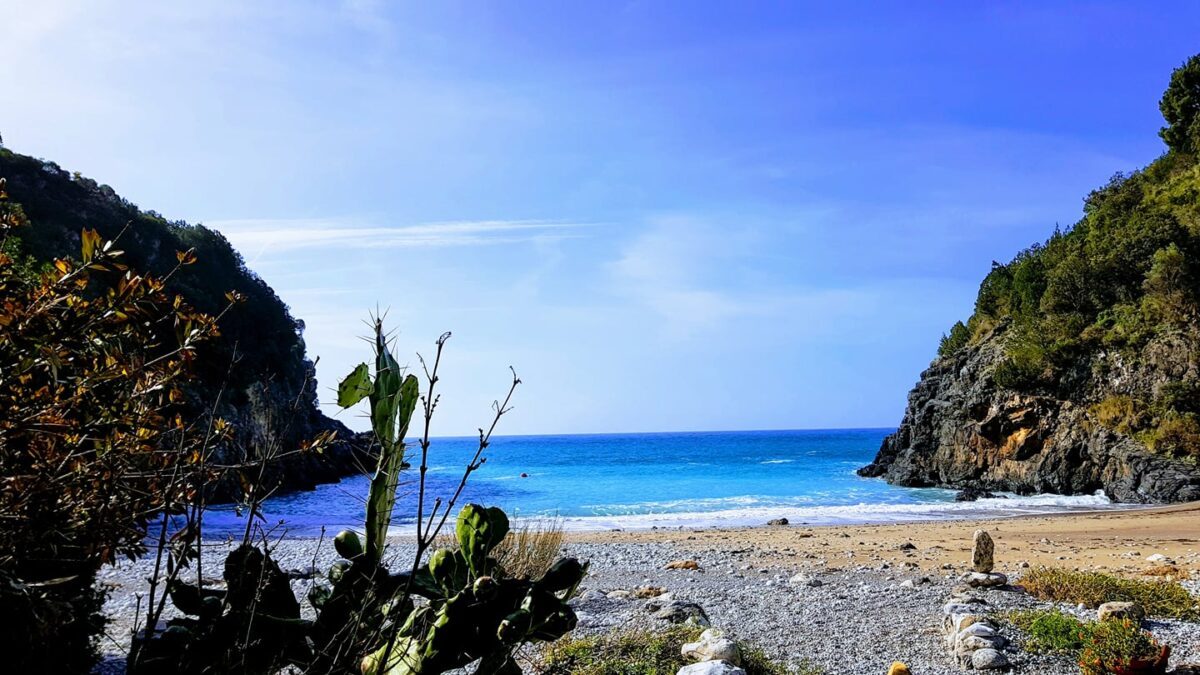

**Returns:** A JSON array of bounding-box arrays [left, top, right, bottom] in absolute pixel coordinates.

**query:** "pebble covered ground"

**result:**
[[95, 534, 1200, 674]]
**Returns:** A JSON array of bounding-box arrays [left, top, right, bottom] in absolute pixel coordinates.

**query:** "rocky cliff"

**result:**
[[0, 146, 367, 499], [858, 320, 1200, 503], [860, 56, 1200, 504]]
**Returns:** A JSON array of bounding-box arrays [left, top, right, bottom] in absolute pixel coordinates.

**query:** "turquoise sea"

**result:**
[[201, 428, 1117, 536]]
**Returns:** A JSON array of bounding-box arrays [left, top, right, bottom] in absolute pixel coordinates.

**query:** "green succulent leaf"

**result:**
[[337, 362, 373, 408], [456, 504, 510, 579]]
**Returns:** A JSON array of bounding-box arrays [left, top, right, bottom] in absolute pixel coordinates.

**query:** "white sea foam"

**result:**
[[535, 491, 1140, 532], [759, 459, 794, 464]]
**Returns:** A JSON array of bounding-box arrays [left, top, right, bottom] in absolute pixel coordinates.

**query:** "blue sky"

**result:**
[[3, 2, 1198, 435]]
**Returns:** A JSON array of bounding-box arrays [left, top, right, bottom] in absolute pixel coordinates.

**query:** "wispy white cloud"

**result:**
[[609, 215, 878, 336], [206, 218, 592, 257]]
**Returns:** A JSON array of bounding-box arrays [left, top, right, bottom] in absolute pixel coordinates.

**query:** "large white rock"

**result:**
[[677, 661, 747, 675], [681, 629, 742, 667], [971, 648, 1010, 670]]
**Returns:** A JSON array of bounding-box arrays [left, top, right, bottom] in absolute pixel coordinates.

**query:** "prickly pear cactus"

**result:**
[[130, 545, 312, 675], [359, 504, 587, 675], [455, 504, 509, 579]]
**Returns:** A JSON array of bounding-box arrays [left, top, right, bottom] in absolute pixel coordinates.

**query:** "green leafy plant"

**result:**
[[1079, 619, 1169, 675], [1004, 608, 1088, 653], [138, 319, 585, 675]]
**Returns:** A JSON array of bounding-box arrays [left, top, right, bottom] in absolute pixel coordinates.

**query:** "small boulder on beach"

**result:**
[[972, 530, 994, 573], [681, 628, 741, 666], [653, 600, 711, 626], [666, 559, 701, 570]]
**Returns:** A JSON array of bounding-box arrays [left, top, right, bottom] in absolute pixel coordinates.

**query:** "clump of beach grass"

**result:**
[[436, 518, 565, 579], [1020, 567, 1199, 620], [538, 625, 806, 675]]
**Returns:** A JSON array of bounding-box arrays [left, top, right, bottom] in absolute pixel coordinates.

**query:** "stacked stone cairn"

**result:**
[[942, 530, 1011, 670]]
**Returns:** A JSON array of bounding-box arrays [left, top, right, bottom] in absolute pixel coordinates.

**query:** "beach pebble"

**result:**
[[666, 559, 701, 570], [1146, 553, 1172, 563], [766, 518, 789, 526], [676, 661, 746, 675], [887, 663, 911, 675], [788, 573, 823, 587], [606, 590, 632, 600], [970, 648, 1010, 670], [1098, 601, 1145, 623], [578, 589, 608, 602], [634, 585, 667, 598]]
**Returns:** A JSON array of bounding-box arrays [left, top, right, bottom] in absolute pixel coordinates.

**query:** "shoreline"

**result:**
[[203, 490, 1152, 539]]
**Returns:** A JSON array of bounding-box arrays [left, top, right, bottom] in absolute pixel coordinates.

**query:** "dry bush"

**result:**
[[0, 185, 232, 673], [1141, 564, 1190, 581]]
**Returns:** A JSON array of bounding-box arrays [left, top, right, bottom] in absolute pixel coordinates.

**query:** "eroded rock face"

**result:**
[[858, 322, 1200, 503]]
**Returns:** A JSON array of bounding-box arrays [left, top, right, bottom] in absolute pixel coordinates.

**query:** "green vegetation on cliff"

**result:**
[[937, 55, 1200, 461]]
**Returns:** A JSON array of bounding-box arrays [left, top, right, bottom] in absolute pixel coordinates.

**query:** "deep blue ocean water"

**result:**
[[200, 428, 1116, 536]]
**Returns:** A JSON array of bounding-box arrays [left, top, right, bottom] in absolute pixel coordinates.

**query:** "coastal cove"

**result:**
[[198, 429, 1138, 537]]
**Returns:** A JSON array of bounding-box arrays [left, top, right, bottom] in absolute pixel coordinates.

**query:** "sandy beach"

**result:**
[[568, 502, 1200, 573]]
